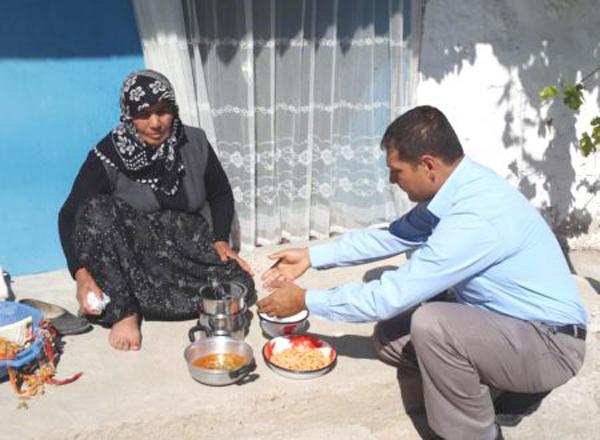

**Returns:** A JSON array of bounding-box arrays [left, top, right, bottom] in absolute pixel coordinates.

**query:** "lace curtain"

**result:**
[[133, 0, 421, 249]]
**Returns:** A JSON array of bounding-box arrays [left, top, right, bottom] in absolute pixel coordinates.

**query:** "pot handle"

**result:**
[[229, 359, 256, 380], [188, 323, 212, 342]]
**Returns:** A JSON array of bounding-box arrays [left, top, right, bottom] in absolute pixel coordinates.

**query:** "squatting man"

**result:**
[[257, 105, 587, 440]]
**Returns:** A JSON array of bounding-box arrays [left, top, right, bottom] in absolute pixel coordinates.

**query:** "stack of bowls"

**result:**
[[185, 281, 255, 386]]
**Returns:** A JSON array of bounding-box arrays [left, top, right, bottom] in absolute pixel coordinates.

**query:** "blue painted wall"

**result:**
[[0, 1, 144, 275]]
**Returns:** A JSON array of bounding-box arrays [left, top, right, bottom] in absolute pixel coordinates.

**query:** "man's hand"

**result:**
[[214, 240, 254, 275], [261, 247, 311, 289], [257, 280, 307, 319], [75, 267, 103, 316]]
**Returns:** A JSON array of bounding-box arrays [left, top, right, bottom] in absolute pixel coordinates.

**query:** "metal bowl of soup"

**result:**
[[184, 336, 255, 386]]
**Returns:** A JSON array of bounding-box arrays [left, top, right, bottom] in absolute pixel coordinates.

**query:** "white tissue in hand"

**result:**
[[87, 291, 110, 312]]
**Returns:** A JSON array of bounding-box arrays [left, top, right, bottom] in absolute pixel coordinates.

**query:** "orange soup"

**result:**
[[192, 353, 246, 371]]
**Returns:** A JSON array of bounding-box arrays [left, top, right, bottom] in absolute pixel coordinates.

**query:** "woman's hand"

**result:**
[[213, 241, 254, 275], [75, 268, 104, 316], [260, 248, 311, 289]]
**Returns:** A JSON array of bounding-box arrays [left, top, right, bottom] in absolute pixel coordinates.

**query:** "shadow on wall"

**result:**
[[419, 0, 600, 264], [183, 0, 410, 64], [0, 0, 142, 58]]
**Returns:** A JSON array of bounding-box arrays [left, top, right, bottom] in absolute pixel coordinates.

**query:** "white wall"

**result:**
[[417, 0, 600, 249]]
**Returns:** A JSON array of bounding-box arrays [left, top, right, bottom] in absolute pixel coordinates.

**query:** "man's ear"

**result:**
[[420, 155, 436, 171]]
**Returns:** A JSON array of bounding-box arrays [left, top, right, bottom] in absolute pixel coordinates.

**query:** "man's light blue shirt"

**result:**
[[305, 157, 587, 326]]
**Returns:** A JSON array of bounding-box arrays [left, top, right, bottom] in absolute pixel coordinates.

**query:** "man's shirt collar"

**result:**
[[427, 156, 471, 220]]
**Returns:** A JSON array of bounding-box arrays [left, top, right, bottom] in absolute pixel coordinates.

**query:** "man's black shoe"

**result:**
[[494, 390, 550, 427]]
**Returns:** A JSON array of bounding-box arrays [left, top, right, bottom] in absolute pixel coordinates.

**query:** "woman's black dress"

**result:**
[[59, 140, 254, 326]]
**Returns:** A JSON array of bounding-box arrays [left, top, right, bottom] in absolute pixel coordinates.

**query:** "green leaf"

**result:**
[[539, 86, 558, 100], [579, 132, 594, 157], [592, 124, 600, 143], [563, 84, 584, 110], [591, 116, 600, 126]]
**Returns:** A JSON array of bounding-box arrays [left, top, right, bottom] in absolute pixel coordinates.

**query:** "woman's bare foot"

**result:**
[[109, 314, 142, 351]]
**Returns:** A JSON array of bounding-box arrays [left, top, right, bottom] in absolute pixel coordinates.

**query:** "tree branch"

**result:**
[[580, 65, 600, 85]]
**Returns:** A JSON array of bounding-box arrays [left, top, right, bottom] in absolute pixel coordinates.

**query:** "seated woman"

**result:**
[[58, 69, 254, 351]]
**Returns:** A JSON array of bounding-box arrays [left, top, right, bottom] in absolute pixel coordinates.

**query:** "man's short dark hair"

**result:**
[[381, 106, 464, 164]]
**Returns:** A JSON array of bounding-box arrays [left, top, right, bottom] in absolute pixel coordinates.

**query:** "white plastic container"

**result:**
[[0, 267, 8, 301]]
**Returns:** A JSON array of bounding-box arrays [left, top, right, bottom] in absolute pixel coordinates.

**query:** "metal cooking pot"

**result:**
[[184, 336, 255, 386], [188, 321, 246, 341], [198, 309, 247, 334], [199, 281, 247, 315]]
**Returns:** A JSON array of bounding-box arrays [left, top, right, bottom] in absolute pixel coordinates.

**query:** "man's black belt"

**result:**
[[549, 324, 587, 340]]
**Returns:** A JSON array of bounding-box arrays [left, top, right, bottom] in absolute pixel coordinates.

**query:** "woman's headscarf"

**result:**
[[94, 69, 186, 196]]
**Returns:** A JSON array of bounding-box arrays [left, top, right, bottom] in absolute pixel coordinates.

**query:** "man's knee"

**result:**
[[372, 321, 390, 360], [372, 319, 418, 369], [410, 302, 447, 349]]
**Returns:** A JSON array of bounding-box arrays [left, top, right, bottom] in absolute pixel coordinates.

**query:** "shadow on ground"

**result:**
[[314, 333, 378, 360]]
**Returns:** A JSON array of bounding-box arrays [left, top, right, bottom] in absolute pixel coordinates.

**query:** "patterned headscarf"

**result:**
[[94, 69, 186, 196]]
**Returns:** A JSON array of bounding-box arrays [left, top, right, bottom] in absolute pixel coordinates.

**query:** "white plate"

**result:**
[[257, 309, 309, 324], [262, 335, 337, 380]]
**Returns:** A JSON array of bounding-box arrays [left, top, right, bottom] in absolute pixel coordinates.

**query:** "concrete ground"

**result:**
[[1, 244, 599, 440]]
